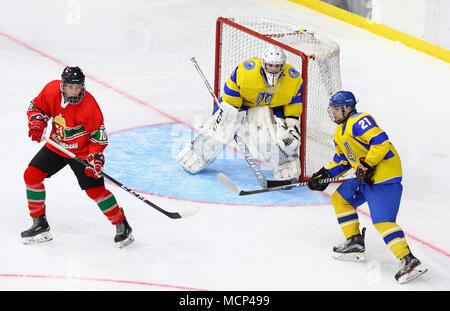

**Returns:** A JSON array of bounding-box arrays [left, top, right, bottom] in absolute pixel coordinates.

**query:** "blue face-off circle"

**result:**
[[104, 124, 330, 206]]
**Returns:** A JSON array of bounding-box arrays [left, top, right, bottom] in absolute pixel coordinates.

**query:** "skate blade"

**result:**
[[22, 232, 53, 245], [116, 234, 135, 249], [332, 251, 366, 261], [397, 265, 428, 284]]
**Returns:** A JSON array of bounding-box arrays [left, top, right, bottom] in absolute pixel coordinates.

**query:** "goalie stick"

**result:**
[[218, 172, 340, 196], [43, 137, 199, 219], [190, 57, 291, 189]]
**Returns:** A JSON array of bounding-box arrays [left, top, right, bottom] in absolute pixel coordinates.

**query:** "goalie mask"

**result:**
[[261, 45, 286, 87], [328, 91, 357, 124], [60, 66, 86, 104]]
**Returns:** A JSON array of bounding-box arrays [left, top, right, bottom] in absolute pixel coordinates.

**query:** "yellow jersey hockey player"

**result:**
[[177, 45, 304, 180], [307, 91, 427, 284]]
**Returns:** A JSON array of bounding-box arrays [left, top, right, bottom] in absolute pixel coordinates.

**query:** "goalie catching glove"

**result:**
[[275, 117, 300, 154], [307, 167, 333, 191], [85, 153, 105, 179]]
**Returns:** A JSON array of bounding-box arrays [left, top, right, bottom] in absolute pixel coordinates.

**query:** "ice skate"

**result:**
[[114, 217, 134, 248], [332, 227, 366, 261], [395, 253, 427, 284], [21, 214, 53, 245]]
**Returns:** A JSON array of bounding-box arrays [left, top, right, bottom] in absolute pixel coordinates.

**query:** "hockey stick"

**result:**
[[43, 137, 199, 219], [233, 133, 268, 188], [233, 134, 291, 188], [190, 57, 290, 189], [218, 172, 340, 196]]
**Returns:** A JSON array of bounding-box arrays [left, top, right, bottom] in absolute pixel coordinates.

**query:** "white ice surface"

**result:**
[[0, 0, 449, 291]]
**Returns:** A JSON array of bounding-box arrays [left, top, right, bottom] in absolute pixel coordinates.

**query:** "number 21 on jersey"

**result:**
[[358, 116, 373, 129]]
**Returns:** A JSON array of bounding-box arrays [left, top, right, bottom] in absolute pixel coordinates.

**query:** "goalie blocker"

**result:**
[[176, 102, 301, 180]]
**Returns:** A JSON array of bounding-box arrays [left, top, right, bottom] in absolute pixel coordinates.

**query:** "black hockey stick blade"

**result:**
[[266, 179, 293, 188]]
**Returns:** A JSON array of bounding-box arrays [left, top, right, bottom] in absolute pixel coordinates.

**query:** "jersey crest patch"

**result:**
[[343, 141, 357, 163], [54, 114, 66, 139], [243, 60, 256, 70], [255, 92, 273, 106], [288, 68, 300, 78]]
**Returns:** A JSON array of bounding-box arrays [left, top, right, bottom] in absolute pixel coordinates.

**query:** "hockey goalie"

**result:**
[[177, 45, 304, 181]]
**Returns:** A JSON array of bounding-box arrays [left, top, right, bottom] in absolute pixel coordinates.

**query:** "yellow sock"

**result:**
[[332, 191, 360, 239], [374, 222, 411, 259]]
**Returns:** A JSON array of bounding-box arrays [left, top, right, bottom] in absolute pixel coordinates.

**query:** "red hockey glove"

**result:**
[[356, 158, 375, 185], [28, 115, 48, 142], [84, 153, 105, 179]]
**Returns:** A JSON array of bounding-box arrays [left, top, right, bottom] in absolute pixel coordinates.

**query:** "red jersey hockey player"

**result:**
[[22, 66, 134, 248]]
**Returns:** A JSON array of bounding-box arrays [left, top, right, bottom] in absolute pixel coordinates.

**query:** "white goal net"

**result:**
[[214, 17, 342, 180]]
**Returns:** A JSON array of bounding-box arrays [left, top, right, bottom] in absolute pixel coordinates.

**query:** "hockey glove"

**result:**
[[28, 115, 48, 142], [84, 153, 105, 179], [356, 158, 374, 185], [276, 117, 301, 154], [307, 167, 333, 191]]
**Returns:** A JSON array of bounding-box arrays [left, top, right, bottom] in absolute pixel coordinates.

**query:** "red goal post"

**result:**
[[214, 17, 342, 181]]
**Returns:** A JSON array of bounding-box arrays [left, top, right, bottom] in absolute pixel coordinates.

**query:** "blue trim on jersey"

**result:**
[[369, 132, 389, 145], [297, 82, 304, 95], [377, 176, 402, 184], [333, 153, 347, 163], [289, 95, 302, 105], [354, 138, 370, 150], [224, 83, 241, 97], [329, 164, 350, 177], [230, 67, 238, 83], [272, 106, 285, 118], [383, 149, 395, 160], [260, 67, 267, 82], [288, 81, 304, 105]]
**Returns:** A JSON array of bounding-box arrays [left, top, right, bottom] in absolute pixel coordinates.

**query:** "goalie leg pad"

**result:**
[[177, 101, 245, 173], [205, 101, 245, 144], [239, 106, 278, 166], [176, 133, 223, 173], [239, 106, 302, 179], [273, 157, 301, 180]]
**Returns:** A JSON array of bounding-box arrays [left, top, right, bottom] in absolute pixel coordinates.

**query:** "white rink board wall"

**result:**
[[321, 0, 450, 50], [372, 0, 450, 50]]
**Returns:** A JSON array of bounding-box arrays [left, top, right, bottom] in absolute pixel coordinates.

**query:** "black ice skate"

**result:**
[[114, 217, 134, 248], [332, 227, 366, 261], [21, 214, 53, 245], [395, 253, 427, 284]]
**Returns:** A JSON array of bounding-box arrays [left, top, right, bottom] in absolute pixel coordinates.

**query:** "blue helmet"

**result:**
[[328, 91, 357, 124], [329, 91, 357, 107]]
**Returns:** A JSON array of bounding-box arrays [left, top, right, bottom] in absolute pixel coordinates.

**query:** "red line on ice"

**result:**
[[0, 273, 207, 291]]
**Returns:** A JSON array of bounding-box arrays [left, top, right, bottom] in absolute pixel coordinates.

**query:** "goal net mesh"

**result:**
[[215, 17, 343, 179]]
